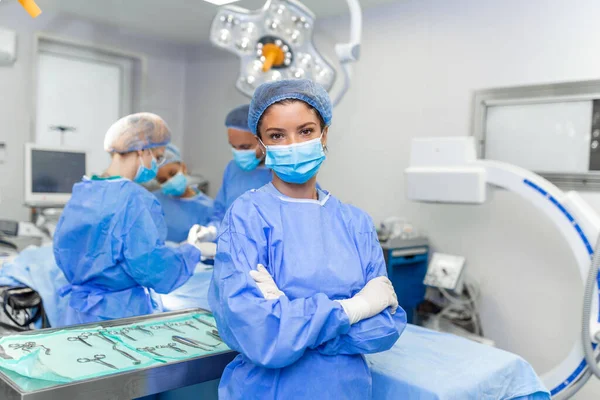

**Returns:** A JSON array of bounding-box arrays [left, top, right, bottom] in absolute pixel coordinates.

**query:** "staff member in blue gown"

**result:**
[[209, 80, 406, 400], [153, 144, 214, 243], [54, 113, 200, 327], [193, 105, 272, 243]]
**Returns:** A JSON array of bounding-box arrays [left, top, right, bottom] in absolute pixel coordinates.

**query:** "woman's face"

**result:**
[[259, 102, 328, 147], [156, 162, 185, 185]]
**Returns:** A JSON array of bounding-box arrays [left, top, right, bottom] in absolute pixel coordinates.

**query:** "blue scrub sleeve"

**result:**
[[315, 229, 405, 356], [208, 166, 230, 229], [210, 229, 353, 369], [122, 205, 199, 294]]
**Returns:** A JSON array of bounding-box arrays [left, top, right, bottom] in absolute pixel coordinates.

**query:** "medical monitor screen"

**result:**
[[31, 150, 85, 194]]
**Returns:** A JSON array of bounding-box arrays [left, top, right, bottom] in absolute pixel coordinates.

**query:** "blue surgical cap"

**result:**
[[104, 112, 171, 153], [225, 104, 251, 132], [248, 79, 332, 135], [163, 143, 183, 165]]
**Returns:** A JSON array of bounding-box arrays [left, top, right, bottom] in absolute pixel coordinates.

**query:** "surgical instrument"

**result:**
[[193, 315, 216, 329], [112, 344, 141, 365], [68, 333, 93, 347], [181, 321, 200, 331], [8, 342, 51, 355], [77, 354, 118, 370], [137, 347, 164, 357], [172, 336, 214, 350], [94, 331, 116, 345], [120, 328, 137, 341], [133, 325, 153, 336], [151, 324, 184, 334], [208, 330, 223, 343], [160, 343, 187, 354]]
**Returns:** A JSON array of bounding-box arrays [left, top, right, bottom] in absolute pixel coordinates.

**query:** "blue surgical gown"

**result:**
[[152, 189, 214, 243], [208, 160, 272, 230], [209, 183, 406, 400], [54, 177, 200, 327]]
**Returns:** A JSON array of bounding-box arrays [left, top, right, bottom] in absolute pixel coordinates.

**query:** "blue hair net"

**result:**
[[163, 143, 183, 165], [225, 104, 251, 132], [104, 112, 172, 153], [248, 79, 332, 135]]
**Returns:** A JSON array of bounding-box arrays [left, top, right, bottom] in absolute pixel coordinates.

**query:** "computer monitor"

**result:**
[[24, 143, 87, 206]]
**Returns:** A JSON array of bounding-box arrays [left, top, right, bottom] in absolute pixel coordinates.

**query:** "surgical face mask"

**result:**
[[134, 156, 158, 184], [232, 148, 261, 171], [262, 134, 326, 184], [161, 172, 188, 196]]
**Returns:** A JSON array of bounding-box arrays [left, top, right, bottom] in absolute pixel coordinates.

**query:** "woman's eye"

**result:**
[[300, 129, 314, 136], [270, 133, 284, 140]]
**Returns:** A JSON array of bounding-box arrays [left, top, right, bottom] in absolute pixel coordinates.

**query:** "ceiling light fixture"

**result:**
[[210, 0, 362, 106]]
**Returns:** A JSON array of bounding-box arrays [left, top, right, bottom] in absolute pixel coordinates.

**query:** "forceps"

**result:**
[[77, 354, 118, 370], [172, 336, 214, 350], [112, 344, 141, 365], [137, 347, 164, 357], [68, 333, 92, 347], [133, 325, 153, 336], [193, 315, 216, 329]]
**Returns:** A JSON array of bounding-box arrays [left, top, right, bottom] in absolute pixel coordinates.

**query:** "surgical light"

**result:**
[[210, 0, 362, 106], [202, 0, 241, 5]]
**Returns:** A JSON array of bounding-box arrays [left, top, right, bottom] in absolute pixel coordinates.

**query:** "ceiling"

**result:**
[[32, 0, 399, 44]]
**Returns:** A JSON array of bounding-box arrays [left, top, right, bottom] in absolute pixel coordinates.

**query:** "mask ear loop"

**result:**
[[258, 138, 267, 157]]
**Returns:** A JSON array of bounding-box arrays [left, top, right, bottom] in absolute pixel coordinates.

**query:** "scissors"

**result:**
[[68, 333, 92, 347], [9, 342, 36, 353], [77, 354, 118, 370]]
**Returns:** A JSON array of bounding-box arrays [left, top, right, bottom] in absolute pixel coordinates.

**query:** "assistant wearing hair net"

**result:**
[[248, 79, 332, 135], [54, 113, 199, 327], [208, 104, 271, 232], [225, 104, 252, 132], [162, 143, 183, 166], [104, 112, 171, 153], [153, 143, 214, 243]]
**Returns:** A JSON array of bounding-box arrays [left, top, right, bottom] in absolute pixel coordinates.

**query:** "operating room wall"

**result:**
[[0, 2, 189, 221], [183, 0, 600, 396]]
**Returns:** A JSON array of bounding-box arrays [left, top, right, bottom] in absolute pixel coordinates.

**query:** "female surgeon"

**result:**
[[153, 143, 214, 243], [54, 113, 200, 327], [195, 105, 272, 242], [209, 80, 406, 399]]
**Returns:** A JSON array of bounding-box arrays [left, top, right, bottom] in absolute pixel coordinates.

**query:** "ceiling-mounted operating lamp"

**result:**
[[209, 0, 362, 107]]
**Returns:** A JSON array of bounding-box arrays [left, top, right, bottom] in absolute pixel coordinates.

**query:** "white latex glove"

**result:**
[[187, 224, 218, 245], [335, 276, 398, 325], [249, 264, 285, 300], [196, 242, 217, 260]]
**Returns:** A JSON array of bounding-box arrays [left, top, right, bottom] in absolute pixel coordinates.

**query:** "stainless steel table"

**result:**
[[0, 309, 237, 400]]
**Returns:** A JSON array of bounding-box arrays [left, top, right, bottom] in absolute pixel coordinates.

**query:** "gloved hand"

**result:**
[[196, 242, 217, 259], [187, 224, 218, 245], [249, 264, 285, 300], [335, 276, 398, 325]]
